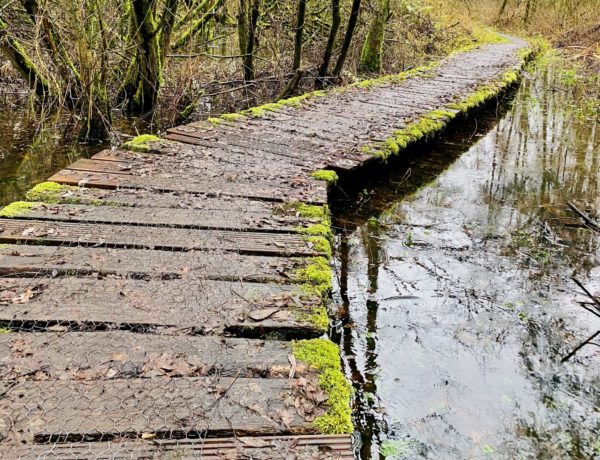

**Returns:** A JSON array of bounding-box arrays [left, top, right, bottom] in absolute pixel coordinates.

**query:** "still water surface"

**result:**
[[332, 63, 599, 459]]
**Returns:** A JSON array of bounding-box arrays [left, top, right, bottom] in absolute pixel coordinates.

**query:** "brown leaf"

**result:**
[[111, 352, 129, 362]]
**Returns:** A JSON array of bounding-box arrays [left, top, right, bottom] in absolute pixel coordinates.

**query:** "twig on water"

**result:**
[[561, 330, 600, 362], [567, 201, 600, 233]]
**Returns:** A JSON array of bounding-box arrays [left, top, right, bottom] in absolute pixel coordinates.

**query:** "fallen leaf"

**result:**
[[288, 354, 297, 379]]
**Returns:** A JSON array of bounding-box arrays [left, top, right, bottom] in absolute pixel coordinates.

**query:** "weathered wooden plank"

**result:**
[[27, 183, 283, 212], [0, 435, 354, 460], [0, 435, 354, 459], [0, 277, 324, 335], [0, 332, 300, 380], [0, 377, 322, 443], [70, 155, 305, 182], [1, 203, 318, 233], [48, 170, 328, 204], [0, 437, 353, 459], [0, 245, 311, 283], [0, 220, 325, 257], [163, 132, 322, 170]]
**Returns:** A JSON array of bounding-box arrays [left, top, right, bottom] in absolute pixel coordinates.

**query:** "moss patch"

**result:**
[[293, 339, 353, 434], [123, 134, 161, 152], [352, 61, 439, 89], [0, 201, 43, 217], [295, 305, 329, 332], [0, 328, 10, 334], [296, 223, 333, 241], [368, 109, 456, 160], [25, 182, 80, 204], [294, 203, 330, 222], [311, 170, 339, 185], [305, 236, 332, 259], [295, 257, 333, 299]]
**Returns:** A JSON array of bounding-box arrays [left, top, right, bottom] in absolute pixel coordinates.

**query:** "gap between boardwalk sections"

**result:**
[[0, 36, 532, 458]]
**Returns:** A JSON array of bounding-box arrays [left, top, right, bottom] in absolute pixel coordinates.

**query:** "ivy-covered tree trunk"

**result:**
[[160, 0, 179, 58], [124, 0, 163, 115], [75, 0, 112, 141], [19, 0, 81, 96], [238, 0, 259, 81], [0, 17, 50, 98], [316, 0, 341, 88], [332, 0, 361, 77], [292, 0, 307, 71], [172, 0, 224, 50], [358, 0, 390, 73]]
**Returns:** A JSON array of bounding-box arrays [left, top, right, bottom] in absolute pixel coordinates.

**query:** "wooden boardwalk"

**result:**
[[0, 38, 528, 458]]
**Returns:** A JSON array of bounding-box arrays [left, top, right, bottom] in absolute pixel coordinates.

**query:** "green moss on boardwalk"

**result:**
[[123, 134, 161, 152], [0, 201, 43, 217], [311, 170, 339, 185], [295, 257, 333, 299], [366, 44, 533, 161], [293, 339, 353, 434], [26, 182, 81, 204]]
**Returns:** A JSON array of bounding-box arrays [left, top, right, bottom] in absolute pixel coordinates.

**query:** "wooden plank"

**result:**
[[27, 184, 283, 212], [1, 203, 318, 233], [163, 132, 325, 173], [0, 435, 354, 459], [92, 147, 314, 175], [165, 127, 324, 164], [0, 377, 321, 443], [48, 170, 328, 205], [0, 277, 324, 336], [0, 220, 325, 257], [0, 332, 301, 380], [69, 156, 306, 182], [0, 245, 311, 283]]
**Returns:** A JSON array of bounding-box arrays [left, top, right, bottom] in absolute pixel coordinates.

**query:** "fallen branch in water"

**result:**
[[561, 330, 600, 362], [567, 201, 600, 233], [562, 278, 600, 362], [572, 277, 600, 316]]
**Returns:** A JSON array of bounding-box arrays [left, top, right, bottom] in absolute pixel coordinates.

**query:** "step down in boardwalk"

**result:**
[[0, 37, 529, 458]]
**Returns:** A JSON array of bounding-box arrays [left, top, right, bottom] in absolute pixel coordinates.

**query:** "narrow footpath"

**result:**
[[0, 37, 529, 458]]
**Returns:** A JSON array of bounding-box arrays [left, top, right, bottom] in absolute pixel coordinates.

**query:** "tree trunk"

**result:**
[[524, 0, 533, 24], [316, 0, 341, 88], [76, 0, 111, 141], [332, 0, 361, 77], [125, 0, 163, 115], [238, 0, 259, 81], [0, 17, 51, 99], [172, 0, 224, 50], [160, 0, 179, 58], [358, 0, 390, 73], [292, 0, 307, 71], [19, 0, 81, 92], [497, 0, 510, 19]]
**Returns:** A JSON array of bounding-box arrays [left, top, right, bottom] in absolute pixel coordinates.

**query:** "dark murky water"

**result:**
[[0, 107, 103, 206], [332, 63, 600, 459]]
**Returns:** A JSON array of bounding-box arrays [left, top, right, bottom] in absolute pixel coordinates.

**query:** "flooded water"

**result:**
[[331, 62, 600, 459]]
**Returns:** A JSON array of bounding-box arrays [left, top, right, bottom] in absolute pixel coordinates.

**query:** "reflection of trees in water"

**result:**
[[489, 66, 600, 458], [515, 315, 600, 459], [487, 66, 599, 215], [337, 222, 387, 459], [0, 107, 100, 206]]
